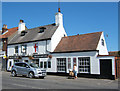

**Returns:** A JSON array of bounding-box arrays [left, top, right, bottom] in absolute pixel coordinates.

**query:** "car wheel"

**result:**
[[12, 70, 17, 77], [28, 72, 34, 78]]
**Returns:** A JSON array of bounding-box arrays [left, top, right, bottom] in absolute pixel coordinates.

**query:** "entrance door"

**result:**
[[100, 59, 112, 79], [57, 58, 66, 73]]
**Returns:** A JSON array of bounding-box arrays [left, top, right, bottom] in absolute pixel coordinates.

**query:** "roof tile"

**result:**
[[54, 32, 102, 52]]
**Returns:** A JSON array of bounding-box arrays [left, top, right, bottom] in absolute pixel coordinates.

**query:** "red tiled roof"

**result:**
[[109, 51, 120, 57], [0, 27, 18, 38], [97, 55, 114, 57], [54, 32, 102, 53]]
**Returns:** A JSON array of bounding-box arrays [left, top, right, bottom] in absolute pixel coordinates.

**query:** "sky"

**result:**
[[1, 2, 119, 52]]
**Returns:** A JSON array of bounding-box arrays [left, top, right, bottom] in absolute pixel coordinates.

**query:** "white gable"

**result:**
[[96, 32, 108, 55]]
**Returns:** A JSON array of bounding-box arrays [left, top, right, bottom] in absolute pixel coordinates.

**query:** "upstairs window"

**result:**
[[101, 39, 104, 46], [21, 45, 27, 54], [15, 46, 18, 53], [21, 31, 27, 36], [38, 27, 46, 33]]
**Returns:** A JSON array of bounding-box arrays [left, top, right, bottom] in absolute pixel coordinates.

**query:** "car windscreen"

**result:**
[[29, 63, 39, 68]]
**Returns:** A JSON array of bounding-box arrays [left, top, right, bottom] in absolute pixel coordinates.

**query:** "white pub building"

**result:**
[[7, 8, 115, 79]]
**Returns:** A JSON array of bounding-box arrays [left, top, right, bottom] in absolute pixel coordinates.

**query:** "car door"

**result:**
[[15, 63, 23, 75], [21, 63, 30, 75]]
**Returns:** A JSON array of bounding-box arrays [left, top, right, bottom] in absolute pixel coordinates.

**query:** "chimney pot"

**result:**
[[3, 24, 6, 28], [20, 19, 24, 23], [5, 25, 7, 29]]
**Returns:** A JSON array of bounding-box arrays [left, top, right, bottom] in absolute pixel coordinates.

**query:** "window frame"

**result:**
[[40, 61, 43, 68], [48, 61, 51, 68], [78, 57, 90, 74], [68, 58, 71, 69], [44, 61, 47, 68], [21, 45, 27, 54], [15, 46, 18, 53], [101, 39, 104, 46]]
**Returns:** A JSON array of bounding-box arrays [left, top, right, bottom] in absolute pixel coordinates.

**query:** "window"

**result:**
[[40, 61, 43, 68], [21, 31, 27, 36], [78, 57, 90, 73], [57, 58, 66, 72], [24, 60, 28, 63], [39, 27, 46, 33], [101, 39, 104, 46], [14, 60, 19, 63], [32, 59, 39, 67], [48, 61, 51, 68], [15, 46, 18, 53], [68, 58, 71, 69], [44, 62, 47, 68], [73, 58, 76, 66], [9, 61, 12, 67], [21, 45, 27, 54]]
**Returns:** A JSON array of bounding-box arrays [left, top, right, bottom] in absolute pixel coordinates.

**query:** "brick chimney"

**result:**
[[18, 19, 25, 33], [2, 24, 8, 34]]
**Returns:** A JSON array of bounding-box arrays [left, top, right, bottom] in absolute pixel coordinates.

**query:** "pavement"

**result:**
[[1, 71, 119, 90]]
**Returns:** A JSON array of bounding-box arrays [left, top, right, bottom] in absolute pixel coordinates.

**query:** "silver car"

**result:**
[[11, 62, 46, 79]]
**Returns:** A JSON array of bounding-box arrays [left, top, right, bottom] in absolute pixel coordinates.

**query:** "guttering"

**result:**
[[51, 50, 99, 54]]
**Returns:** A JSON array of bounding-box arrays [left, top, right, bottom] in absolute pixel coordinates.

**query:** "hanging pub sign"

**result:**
[[9, 56, 21, 59], [33, 54, 49, 58]]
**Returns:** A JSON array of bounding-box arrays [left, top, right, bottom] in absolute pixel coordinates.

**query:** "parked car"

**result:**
[[11, 62, 46, 79]]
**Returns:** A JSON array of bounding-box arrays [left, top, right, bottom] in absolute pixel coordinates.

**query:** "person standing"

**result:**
[[73, 64, 77, 79]]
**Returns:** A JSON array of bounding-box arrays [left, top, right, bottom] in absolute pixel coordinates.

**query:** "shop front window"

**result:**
[[78, 57, 90, 73], [40, 61, 43, 68], [73, 58, 76, 66], [68, 58, 71, 69], [48, 61, 51, 68], [57, 58, 66, 72], [44, 62, 47, 68]]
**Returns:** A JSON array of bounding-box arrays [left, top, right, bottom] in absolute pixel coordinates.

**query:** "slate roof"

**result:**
[[8, 23, 58, 45], [54, 32, 102, 53], [0, 27, 18, 39]]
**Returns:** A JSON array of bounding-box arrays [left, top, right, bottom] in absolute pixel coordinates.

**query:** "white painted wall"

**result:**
[[18, 22, 25, 34], [51, 26, 67, 52], [50, 51, 98, 74], [7, 40, 51, 56], [55, 12, 63, 26], [7, 59, 13, 71], [7, 45, 15, 56], [96, 32, 108, 55]]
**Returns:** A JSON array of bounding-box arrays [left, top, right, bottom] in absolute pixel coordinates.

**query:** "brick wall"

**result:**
[[115, 57, 120, 79]]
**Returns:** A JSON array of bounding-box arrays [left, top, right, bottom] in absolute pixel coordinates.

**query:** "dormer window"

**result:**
[[38, 27, 46, 33], [101, 39, 104, 46], [21, 31, 27, 36]]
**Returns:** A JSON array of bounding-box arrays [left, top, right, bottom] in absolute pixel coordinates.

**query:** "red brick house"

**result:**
[[109, 51, 120, 79], [0, 24, 18, 71]]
